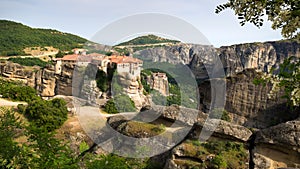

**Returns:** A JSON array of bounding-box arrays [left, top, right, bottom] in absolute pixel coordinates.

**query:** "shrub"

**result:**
[[25, 98, 68, 131], [0, 79, 39, 102], [210, 155, 227, 169]]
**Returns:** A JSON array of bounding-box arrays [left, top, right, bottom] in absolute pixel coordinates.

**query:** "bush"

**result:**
[[151, 90, 167, 105], [210, 155, 227, 169], [0, 108, 78, 169], [25, 98, 68, 131], [0, 79, 39, 102]]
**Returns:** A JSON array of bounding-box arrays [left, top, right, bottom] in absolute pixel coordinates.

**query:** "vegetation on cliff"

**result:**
[[7, 57, 50, 67], [114, 34, 180, 53], [0, 20, 87, 56], [254, 56, 300, 107]]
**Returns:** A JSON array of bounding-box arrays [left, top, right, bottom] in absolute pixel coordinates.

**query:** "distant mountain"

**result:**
[[113, 34, 180, 55], [116, 34, 180, 46], [0, 20, 88, 56]]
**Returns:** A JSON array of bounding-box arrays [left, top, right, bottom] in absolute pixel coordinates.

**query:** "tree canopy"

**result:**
[[25, 98, 68, 131], [0, 108, 78, 169], [216, 0, 300, 41]]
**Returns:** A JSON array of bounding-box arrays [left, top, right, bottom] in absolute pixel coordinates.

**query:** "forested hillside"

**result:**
[[0, 20, 88, 56]]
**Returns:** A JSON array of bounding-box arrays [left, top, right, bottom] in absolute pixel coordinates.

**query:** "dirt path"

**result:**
[[0, 98, 27, 107]]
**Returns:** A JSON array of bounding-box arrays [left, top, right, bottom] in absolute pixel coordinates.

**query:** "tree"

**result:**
[[0, 108, 24, 168], [104, 94, 136, 114], [216, 0, 300, 41], [96, 70, 108, 92], [26, 125, 79, 169], [0, 108, 78, 169], [56, 50, 65, 58], [25, 98, 68, 131]]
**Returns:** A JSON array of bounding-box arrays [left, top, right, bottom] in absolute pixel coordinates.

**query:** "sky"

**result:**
[[0, 0, 283, 47]]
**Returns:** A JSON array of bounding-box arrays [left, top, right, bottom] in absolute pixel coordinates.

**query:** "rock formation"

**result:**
[[253, 119, 300, 169], [146, 72, 169, 96], [199, 69, 299, 128], [136, 41, 300, 129], [135, 41, 300, 78]]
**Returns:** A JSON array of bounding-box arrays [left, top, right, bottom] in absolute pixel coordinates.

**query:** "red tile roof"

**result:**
[[61, 54, 79, 61], [109, 55, 143, 64], [61, 54, 92, 62]]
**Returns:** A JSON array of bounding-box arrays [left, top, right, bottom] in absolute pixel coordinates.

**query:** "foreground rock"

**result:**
[[192, 118, 252, 142], [253, 119, 300, 169]]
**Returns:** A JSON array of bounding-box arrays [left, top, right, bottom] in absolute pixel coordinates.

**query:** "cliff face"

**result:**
[[135, 41, 300, 128], [135, 41, 300, 78], [0, 61, 76, 97], [0, 62, 58, 97], [219, 41, 300, 76], [199, 69, 299, 128], [56, 63, 76, 96], [0, 61, 149, 109]]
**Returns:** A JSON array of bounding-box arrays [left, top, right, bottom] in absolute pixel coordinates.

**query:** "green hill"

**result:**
[[116, 34, 180, 46], [113, 34, 180, 54], [0, 20, 88, 56]]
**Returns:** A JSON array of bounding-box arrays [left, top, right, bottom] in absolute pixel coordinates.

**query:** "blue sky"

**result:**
[[0, 0, 283, 47]]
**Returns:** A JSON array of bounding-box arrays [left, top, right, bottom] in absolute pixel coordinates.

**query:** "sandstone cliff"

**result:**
[[135, 41, 300, 78], [0, 61, 82, 97], [0, 61, 149, 110], [198, 69, 299, 129], [0, 62, 57, 97], [135, 41, 300, 129]]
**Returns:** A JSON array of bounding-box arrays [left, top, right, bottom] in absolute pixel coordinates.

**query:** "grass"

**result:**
[[120, 121, 166, 137]]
